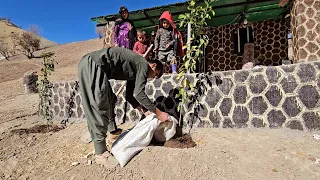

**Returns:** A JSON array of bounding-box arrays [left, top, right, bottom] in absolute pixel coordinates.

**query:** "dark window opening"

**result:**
[[233, 26, 254, 55]]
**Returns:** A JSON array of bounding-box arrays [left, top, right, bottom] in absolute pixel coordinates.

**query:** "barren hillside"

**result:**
[[0, 37, 104, 101], [0, 20, 57, 51]]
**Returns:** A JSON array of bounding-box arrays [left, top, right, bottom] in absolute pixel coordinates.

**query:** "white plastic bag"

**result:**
[[153, 117, 178, 143], [111, 113, 177, 167]]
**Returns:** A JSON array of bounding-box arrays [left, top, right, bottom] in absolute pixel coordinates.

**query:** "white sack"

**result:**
[[111, 113, 178, 167]]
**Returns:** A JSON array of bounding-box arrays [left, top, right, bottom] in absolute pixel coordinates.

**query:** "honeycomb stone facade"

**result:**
[[102, 19, 288, 73], [291, 0, 320, 62], [205, 19, 289, 71], [103, 22, 116, 48], [49, 61, 320, 131]]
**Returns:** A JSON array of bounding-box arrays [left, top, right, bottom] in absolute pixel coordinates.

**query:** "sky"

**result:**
[[1, 0, 184, 44]]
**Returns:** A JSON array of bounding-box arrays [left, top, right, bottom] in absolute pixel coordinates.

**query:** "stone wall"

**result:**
[[49, 61, 320, 131], [290, 0, 320, 63]]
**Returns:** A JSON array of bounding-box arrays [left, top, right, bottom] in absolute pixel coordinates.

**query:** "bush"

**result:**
[[0, 39, 10, 60], [16, 25, 41, 59]]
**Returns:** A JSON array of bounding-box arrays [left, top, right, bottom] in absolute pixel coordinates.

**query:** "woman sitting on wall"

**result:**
[[114, 6, 136, 50]]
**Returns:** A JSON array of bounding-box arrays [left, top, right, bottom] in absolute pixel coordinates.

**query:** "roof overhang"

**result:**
[[91, 0, 290, 33]]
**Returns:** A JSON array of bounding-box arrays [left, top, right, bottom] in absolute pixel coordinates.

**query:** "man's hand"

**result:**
[[165, 44, 171, 49], [155, 108, 169, 122], [144, 111, 152, 116]]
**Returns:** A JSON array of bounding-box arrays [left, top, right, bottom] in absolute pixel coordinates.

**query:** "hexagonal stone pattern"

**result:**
[[249, 75, 267, 94], [161, 82, 174, 94], [281, 65, 296, 73], [265, 85, 282, 107], [251, 117, 266, 128], [129, 110, 140, 122], [302, 112, 320, 131], [205, 87, 222, 108], [153, 78, 162, 88], [298, 85, 320, 109], [194, 104, 208, 119], [286, 120, 304, 131], [218, 78, 233, 95], [282, 97, 302, 117], [234, 71, 249, 83], [219, 98, 232, 116], [49, 43, 320, 132], [209, 111, 221, 128], [248, 96, 268, 115], [233, 86, 247, 104], [232, 106, 249, 128], [280, 75, 298, 93], [267, 110, 286, 128], [207, 19, 288, 71], [314, 62, 320, 70], [223, 118, 234, 128], [154, 90, 164, 99], [297, 64, 316, 83], [266, 67, 281, 83], [197, 119, 211, 128], [290, 0, 320, 62]]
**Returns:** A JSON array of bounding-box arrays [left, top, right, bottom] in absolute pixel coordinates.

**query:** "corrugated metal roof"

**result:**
[[91, 0, 289, 33]]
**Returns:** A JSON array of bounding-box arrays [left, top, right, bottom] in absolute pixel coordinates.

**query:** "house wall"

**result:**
[[49, 61, 320, 131], [102, 19, 289, 73], [205, 19, 289, 71]]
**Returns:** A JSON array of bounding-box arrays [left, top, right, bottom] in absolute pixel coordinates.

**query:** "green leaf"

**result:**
[[190, 0, 195, 6], [178, 14, 186, 20]]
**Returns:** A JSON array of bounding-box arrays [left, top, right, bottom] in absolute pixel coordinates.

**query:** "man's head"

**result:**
[[161, 19, 171, 29], [137, 30, 146, 43], [148, 59, 164, 79]]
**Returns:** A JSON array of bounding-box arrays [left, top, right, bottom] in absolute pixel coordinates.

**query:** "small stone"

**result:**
[[8, 153, 16, 158], [71, 162, 80, 167], [27, 135, 36, 141], [87, 160, 92, 165]]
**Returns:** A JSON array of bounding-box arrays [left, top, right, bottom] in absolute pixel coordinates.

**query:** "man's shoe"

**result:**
[[95, 151, 119, 168]]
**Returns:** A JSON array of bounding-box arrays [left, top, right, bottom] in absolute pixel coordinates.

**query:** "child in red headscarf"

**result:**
[[154, 11, 184, 74]]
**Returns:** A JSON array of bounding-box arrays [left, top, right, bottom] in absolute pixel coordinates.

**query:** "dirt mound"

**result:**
[[10, 124, 64, 135], [164, 134, 197, 148]]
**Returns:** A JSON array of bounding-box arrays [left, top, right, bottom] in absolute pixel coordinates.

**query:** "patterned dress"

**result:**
[[114, 19, 136, 50]]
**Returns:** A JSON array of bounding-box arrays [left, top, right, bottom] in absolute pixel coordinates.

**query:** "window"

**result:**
[[233, 26, 254, 55]]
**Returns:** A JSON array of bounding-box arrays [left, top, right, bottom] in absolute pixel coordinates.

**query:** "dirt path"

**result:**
[[0, 114, 319, 179]]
